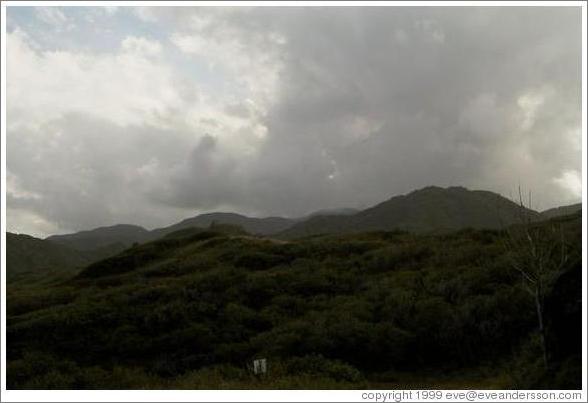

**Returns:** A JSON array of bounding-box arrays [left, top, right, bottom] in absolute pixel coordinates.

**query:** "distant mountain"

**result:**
[[151, 209, 358, 239], [278, 186, 542, 239], [42, 214, 294, 254], [40, 186, 563, 251], [161, 222, 248, 240], [150, 212, 295, 239], [541, 203, 581, 219], [47, 224, 152, 251], [6, 233, 92, 280], [306, 207, 360, 218]]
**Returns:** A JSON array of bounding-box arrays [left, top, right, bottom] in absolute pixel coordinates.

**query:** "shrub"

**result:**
[[233, 251, 286, 270]]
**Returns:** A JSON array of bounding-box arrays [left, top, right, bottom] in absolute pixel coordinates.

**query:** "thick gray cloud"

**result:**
[[6, 6, 582, 237]]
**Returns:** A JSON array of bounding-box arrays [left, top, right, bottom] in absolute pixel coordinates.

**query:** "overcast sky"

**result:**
[[6, 6, 582, 237]]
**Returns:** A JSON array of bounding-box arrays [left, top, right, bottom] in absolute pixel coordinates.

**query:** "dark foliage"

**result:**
[[6, 215, 582, 389]]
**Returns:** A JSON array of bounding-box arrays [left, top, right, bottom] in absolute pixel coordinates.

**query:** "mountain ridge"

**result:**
[[541, 203, 582, 219], [6, 232, 117, 282], [37, 186, 580, 250], [277, 186, 543, 238]]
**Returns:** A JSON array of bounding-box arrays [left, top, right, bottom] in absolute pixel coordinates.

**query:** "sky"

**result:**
[[5, 5, 583, 238]]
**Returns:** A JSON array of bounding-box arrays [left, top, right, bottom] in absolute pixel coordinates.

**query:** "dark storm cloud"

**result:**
[[168, 6, 581, 215], [6, 6, 582, 236]]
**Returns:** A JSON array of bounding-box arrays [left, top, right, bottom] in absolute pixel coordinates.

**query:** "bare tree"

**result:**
[[502, 186, 569, 369]]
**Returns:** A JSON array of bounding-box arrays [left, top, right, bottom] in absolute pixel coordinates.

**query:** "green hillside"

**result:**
[[47, 224, 152, 251], [6, 233, 94, 283], [279, 186, 542, 239], [150, 212, 295, 239], [7, 213, 581, 389], [6, 232, 130, 285]]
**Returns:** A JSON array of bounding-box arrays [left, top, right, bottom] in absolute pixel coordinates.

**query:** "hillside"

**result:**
[[541, 203, 582, 219], [305, 207, 360, 218], [47, 224, 152, 251], [6, 233, 93, 282], [6, 213, 581, 389], [150, 212, 294, 239], [279, 186, 542, 239]]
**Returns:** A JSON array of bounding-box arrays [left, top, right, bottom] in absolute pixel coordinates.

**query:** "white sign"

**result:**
[[253, 358, 267, 375]]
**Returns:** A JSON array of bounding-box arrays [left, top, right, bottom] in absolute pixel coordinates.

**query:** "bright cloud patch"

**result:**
[[7, 30, 181, 128], [121, 35, 162, 56], [553, 170, 582, 198]]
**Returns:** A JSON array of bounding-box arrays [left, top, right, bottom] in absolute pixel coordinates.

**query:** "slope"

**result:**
[[279, 186, 541, 239], [7, 213, 581, 389], [6, 233, 93, 282], [149, 212, 295, 238], [541, 203, 582, 219], [47, 224, 152, 252]]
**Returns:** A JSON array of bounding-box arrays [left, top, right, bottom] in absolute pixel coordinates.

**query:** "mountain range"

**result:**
[[7, 186, 582, 279], [45, 185, 582, 245]]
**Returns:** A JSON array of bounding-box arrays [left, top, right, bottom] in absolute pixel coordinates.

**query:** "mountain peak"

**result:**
[[279, 185, 541, 238], [411, 185, 469, 194]]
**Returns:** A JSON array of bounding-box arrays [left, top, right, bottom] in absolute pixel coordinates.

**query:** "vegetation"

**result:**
[[541, 203, 582, 220], [47, 224, 153, 251], [6, 212, 581, 389], [278, 186, 543, 238], [6, 233, 110, 283]]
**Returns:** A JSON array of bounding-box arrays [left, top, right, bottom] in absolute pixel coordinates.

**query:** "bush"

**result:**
[[233, 251, 286, 270], [364, 243, 432, 272]]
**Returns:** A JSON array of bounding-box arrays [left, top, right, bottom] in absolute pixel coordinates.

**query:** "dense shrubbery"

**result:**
[[6, 218, 581, 389]]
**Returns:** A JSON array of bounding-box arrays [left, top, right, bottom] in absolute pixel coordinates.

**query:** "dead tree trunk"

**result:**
[[500, 186, 568, 371]]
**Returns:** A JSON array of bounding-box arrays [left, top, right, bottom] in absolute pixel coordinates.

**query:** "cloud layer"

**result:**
[[6, 6, 582, 237]]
